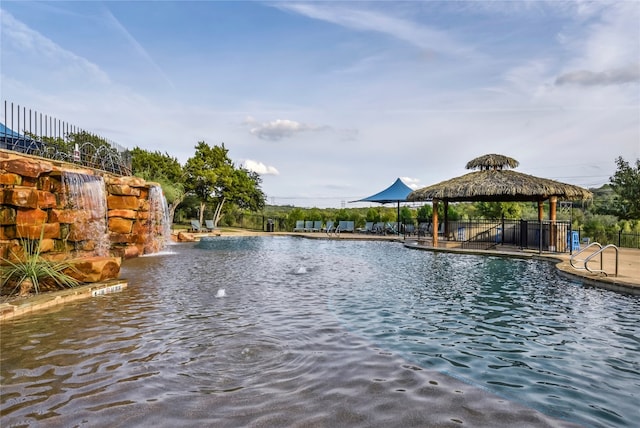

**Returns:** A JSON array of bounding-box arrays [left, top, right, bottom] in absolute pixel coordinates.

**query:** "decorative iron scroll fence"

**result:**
[[1, 101, 131, 176]]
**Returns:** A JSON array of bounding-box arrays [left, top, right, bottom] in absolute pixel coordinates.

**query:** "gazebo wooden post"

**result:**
[[432, 199, 439, 247], [443, 200, 449, 240], [549, 196, 558, 252], [537, 200, 544, 253], [537, 201, 544, 221]]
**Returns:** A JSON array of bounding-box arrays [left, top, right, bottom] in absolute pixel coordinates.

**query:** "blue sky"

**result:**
[[1, 1, 638, 208]]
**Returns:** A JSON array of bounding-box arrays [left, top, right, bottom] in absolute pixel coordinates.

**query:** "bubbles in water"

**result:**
[[216, 289, 226, 298]]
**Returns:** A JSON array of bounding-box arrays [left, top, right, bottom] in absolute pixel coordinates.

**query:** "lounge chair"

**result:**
[[324, 221, 335, 234], [337, 220, 355, 233], [358, 222, 374, 234], [293, 220, 305, 232], [385, 222, 398, 235], [417, 222, 430, 237], [312, 220, 322, 232], [404, 224, 415, 236], [190, 219, 203, 232], [373, 222, 385, 234], [204, 219, 216, 232]]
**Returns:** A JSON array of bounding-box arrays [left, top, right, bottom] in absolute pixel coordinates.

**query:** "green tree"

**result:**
[[475, 202, 522, 219], [589, 184, 617, 216], [184, 142, 234, 225], [400, 206, 414, 224], [610, 157, 640, 219], [183, 142, 265, 227], [416, 204, 432, 222], [365, 208, 381, 222], [227, 168, 266, 213]]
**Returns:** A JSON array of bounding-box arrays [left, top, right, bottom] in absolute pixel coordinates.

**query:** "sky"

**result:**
[[1, 1, 638, 208]]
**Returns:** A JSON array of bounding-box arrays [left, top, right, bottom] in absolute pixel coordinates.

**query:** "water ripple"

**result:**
[[2, 238, 637, 427]]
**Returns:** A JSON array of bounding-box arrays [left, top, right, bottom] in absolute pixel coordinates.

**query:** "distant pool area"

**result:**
[[1, 236, 637, 427]]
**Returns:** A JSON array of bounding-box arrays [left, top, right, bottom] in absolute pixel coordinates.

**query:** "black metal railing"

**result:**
[[408, 219, 574, 253], [576, 229, 640, 249], [218, 213, 287, 232], [2, 101, 131, 176]]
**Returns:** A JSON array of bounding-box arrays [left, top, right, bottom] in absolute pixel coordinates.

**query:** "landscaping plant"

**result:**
[[1, 226, 79, 299]]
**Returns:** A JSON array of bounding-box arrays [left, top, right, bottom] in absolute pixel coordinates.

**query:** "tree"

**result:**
[[183, 142, 266, 227], [610, 156, 640, 219], [365, 208, 381, 222], [184, 142, 234, 225], [227, 168, 266, 213], [416, 204, 432, 222], [475, 202, 522, 219], [130, 147, 185, 224], [400, 206, 413, 224]]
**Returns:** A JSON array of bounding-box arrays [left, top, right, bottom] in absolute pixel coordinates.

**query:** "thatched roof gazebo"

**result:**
[[407, 154, 593, 249]]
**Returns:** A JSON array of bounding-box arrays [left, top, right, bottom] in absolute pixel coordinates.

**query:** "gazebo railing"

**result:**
[[410, 219, 573, 253]]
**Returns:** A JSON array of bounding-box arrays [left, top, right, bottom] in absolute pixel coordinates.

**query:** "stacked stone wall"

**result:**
[[1, 150, 167, 281]]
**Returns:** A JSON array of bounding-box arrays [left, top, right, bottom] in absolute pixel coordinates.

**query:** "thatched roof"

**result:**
[[465, 154, 519, 170], [407, 169, 593, 202]]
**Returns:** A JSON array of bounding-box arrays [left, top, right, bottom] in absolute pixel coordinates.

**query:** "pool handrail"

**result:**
[[570, 242, 602, 270], [570, 242, 619, 277]]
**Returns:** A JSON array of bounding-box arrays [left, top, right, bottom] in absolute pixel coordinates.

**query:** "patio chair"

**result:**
[[404, 224, 415, 236], [304, 220, 314, 232], [324, 220, 335, 234], [358, 222, 374, 234], [337, 221, 355, 233], [312, 220, 322, 232], [190, 219, 203, 233], [204, 219, 216, 232], [293, 220, 305, 232], [385, 222, 398, 235], [373, 222, 385, 234]]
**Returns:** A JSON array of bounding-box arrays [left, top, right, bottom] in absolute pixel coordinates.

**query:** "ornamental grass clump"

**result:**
[[1, 226, 79, 299]]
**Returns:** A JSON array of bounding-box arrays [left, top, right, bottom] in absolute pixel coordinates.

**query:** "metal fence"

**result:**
[[409, 219, 575, 252], [219, 213, 287, 232], [214, 213, 640, 250], [577, 229, 640, 249], [1, 101, 131, 176]]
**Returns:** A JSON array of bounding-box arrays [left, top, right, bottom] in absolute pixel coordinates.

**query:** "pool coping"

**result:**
[[0, 279, 128, 322]]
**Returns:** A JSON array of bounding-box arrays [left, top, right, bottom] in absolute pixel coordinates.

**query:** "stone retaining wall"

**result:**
[[1, 150, 169, 283]]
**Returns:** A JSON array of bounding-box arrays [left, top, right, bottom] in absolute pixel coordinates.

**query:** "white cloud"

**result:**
[[274, 2, 473, 58], [554, 1, 639, 85], [400, 177, 422, 190], [555, 64, 640, 86], [243, 116, 329, 141], [243, 159, 280, 176]]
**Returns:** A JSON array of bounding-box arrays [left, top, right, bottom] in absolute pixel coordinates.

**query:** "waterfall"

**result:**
[[61, 172, 110, 256], [147, 185, 172, 252]]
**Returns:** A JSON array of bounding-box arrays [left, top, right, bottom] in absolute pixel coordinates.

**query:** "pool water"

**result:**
[[1, 236, 637, 427], [329, 243, 640, 427]]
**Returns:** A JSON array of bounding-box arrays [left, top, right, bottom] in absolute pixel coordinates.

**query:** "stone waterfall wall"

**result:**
[[0, 150, 169, 282], [106, 176, 168, 259]]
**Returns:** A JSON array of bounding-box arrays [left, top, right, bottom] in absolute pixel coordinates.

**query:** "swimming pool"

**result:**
[[1, 236, 637, 427]]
